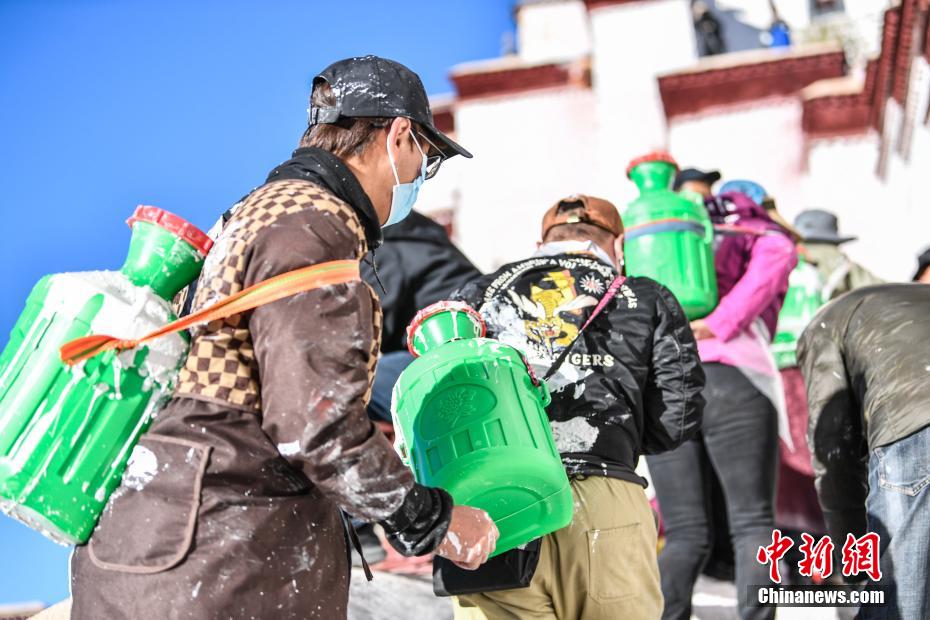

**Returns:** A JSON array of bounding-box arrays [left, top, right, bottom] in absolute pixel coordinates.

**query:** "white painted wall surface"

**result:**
[[667, 99, 806, 220], [426, 3, 925, 282], [803, 136, 924, 283], [666, 86, 925, 282], [802, 134, 892, 277], [900, 119, 930, 280], [841, 0, 889, 60], [588, 0, 698, 205], [416, 147, 462, 216], [867, 58, 930, 280], [451, 87, 599, 272], [801, 57, 929, 282], [518, 0, 591, 64]]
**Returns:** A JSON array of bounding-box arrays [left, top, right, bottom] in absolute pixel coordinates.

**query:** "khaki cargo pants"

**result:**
[[455, 476, 662, 620]]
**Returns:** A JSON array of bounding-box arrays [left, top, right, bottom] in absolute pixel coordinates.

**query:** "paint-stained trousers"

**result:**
[[454, 476, 663, 620]]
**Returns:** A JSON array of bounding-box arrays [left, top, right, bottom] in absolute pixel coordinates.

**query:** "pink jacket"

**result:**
[[698, 192, 797, 372]]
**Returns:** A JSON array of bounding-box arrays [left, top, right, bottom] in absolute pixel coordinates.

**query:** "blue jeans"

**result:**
[[366, 351, 414, 423], [863, 424, 930, 620]]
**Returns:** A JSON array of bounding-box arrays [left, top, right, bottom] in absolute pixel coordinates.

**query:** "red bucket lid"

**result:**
[[126, 205, 213, 256], [625, 151, 679, 178], [406, 300, 487, 356]]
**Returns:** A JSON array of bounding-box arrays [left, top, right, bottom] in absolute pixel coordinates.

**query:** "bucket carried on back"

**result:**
[[393, 301, 573, 557], [772, 255, 825, 369], [623, 152, 718, 319], [0, 207, 211, 544], [0, 205, 365, 545]]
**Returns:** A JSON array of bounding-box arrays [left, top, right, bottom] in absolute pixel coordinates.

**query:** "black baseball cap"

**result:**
[[673, 167, 722, 191], [308, 55, 472, 161]]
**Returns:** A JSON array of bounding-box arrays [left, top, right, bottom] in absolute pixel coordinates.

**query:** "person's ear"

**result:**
[[613, 234, 625, 266], [536, 240, 543, 249], [386, 117, 412, 155], [388, 116, 414, 153]]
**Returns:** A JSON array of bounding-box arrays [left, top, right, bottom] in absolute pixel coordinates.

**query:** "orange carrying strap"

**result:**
[[60, 259, 361, 366]]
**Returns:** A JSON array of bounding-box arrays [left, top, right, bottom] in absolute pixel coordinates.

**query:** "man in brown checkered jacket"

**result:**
[[69, 56, 498, 619]]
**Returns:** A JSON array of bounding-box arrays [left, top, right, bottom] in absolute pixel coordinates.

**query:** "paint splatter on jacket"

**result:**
[[71, 150, 451, 619], [455, 252, 705, 486]]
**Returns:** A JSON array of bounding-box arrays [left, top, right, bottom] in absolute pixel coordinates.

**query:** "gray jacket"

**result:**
[[798, 284, 930, 542]]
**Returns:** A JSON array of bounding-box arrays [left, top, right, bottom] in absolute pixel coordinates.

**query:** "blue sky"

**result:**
[[0, 0, 514, 605]]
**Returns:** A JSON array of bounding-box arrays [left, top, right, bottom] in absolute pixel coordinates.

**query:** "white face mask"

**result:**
[[384, 130, 427, 228], [535, 240, 619, 270]]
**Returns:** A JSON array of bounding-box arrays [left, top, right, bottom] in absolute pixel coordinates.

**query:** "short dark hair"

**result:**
[[299, 81, 392, 158]]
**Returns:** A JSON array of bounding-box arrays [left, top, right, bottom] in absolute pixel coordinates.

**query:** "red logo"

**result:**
[[756, 531, 882, 583], [841, 533, 882, 582], [798, 533, 835, 582], [756, 529, 794, 583]]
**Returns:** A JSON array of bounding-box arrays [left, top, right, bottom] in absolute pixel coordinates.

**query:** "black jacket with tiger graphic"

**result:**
[[454, 251, 705, 486]]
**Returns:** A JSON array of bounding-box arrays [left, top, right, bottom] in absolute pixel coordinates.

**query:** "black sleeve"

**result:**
[[641, 284, 706, 454], [361, 224, 481, 353], [798, 301, 869, 544], [380, 484, 454, 556], [410, 240, 482, 312], [450, 274, 492, 311]]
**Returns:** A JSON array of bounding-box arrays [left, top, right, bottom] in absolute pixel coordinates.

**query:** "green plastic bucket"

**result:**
[[624, 152, 718, 319], [394, 302, 572, 557], [772, 255, 825, 369], [0, 206, 210, 544]]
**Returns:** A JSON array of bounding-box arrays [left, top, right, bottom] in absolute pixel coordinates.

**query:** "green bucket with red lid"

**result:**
[[123, 205, 213, 300], [406, 300, 487, 357], [624, 151, 718, 319], [0, 205, 209, 544]]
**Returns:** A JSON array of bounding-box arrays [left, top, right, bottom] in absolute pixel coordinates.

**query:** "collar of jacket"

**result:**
[[707, 192, 788, 237], [265, 147, 383, 250]]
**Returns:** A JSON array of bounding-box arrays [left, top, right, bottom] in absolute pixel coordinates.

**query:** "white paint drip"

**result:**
[[549, 417, 600, 453], [123, 445, 158, 491], [338, 464, 409, 518], [478, 298, 595, 392], [0, 269, 192, 544], [446, 531, 463, 555], [573, 383, 586, 399], [276, 440, 301, 457], [82, 271, 187, 388], [27, 271, 187, 397]]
